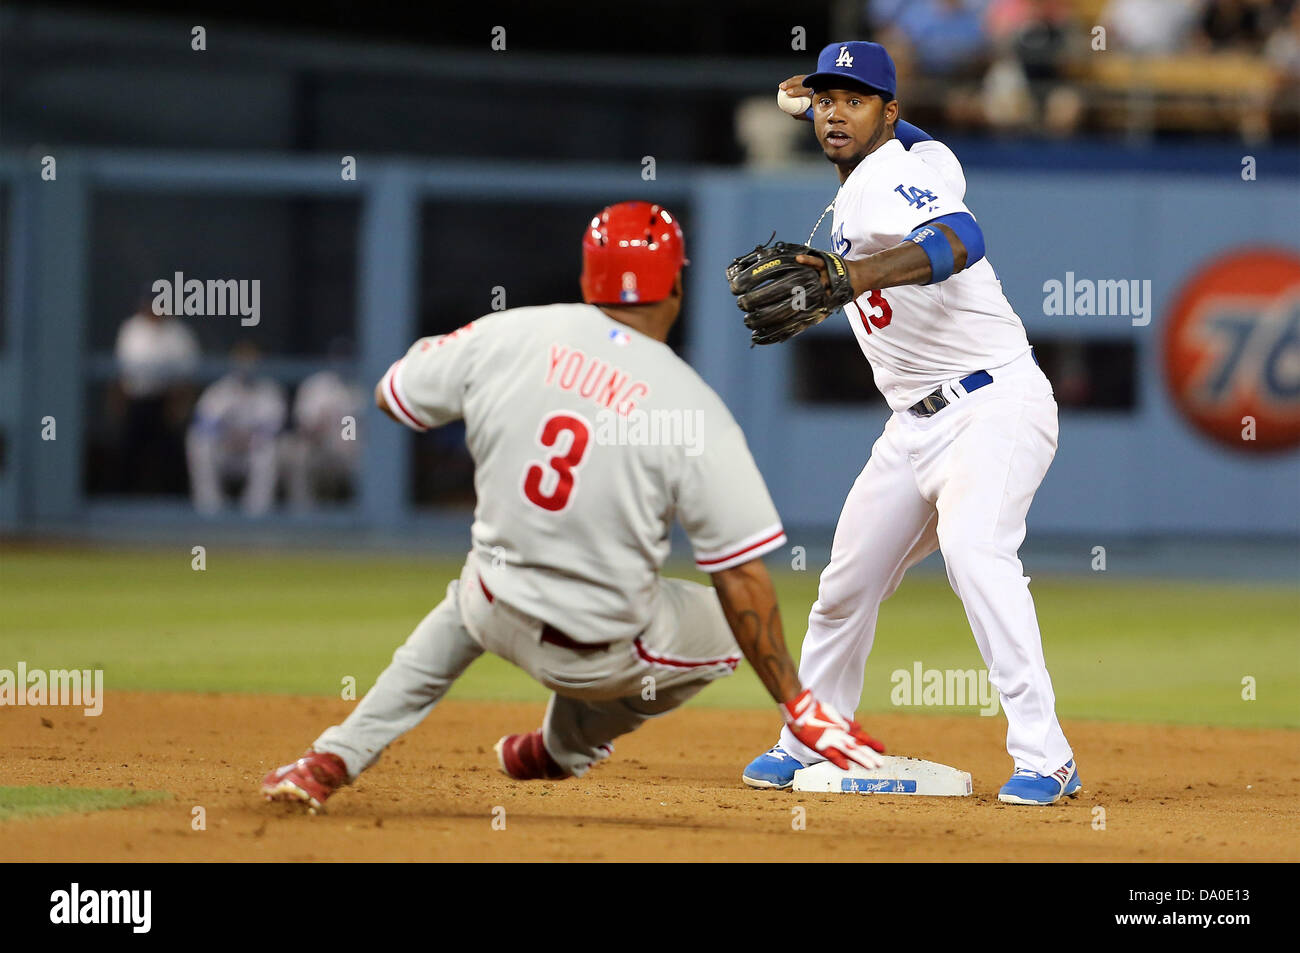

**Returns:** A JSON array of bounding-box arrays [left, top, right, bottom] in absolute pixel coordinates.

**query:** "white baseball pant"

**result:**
[[779, 348, 1073, 774]]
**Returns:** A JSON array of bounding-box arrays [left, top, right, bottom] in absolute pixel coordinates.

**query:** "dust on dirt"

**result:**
[[2, 693, 1295, 861]]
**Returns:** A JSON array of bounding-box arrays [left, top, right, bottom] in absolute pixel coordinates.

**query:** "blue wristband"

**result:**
[[926, 212, 985, 268], [905, 223, 956, 284]]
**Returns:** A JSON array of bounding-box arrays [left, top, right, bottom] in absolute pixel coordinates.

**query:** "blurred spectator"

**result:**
[[735, 94, 807, 167], [986, 0, 1073, 78], [1102, 0, 1201, 54], [883, 0, 992, 77], [868, 0, 992, 129], [186, 342, 286, 516], [1197, 0, 1274, 51], [983, 0, 1084, 135], [281, 343, 362, 510], [112, 295, 199, 494], [866, 0, 914, 29], [1266, 1, 1300, 72], [1266, 2, 1300, 128]]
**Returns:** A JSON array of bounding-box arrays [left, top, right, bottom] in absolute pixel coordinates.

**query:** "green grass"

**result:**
[[1, 548, 1296, 728], [0, 786, 170, 821]]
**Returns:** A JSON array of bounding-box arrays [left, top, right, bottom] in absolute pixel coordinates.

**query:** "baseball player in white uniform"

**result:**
[[740, 42, 1081, 805], [186, 344, 286, 516], [282, 367, 362, 510], [261, 201, 886, 812]]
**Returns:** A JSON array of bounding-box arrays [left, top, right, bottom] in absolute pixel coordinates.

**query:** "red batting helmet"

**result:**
[[580, 201, 685, 305]]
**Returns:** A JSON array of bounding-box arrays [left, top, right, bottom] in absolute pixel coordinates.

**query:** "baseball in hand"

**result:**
[[776, 88, 812, 117]]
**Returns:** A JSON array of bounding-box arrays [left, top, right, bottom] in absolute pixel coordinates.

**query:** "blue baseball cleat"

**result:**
[[998, 759, 1081, 805], [742, 745, 806, 790], [1062, 766, 1082, 798]]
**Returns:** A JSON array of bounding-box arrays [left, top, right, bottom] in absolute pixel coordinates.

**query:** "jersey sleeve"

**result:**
[[380, 321, 482, 431], [909, 139, 967, 200], [675, 401, 786, 573], [854, 151, 971, 246]]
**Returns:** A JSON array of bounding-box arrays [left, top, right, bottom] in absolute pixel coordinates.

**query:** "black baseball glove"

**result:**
[[726, 240, 856, 345]]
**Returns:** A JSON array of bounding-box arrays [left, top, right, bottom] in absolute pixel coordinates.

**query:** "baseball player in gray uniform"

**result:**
[[261, 201, 885, 811]]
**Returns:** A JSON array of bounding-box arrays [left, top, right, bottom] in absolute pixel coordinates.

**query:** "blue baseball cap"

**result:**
[[803, 41, 897, 100]]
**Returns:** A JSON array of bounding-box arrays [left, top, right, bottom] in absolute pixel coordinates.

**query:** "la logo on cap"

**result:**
[[835, 46, 854, 67]]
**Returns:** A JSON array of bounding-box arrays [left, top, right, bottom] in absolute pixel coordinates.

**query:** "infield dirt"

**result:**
[[2, 692, 1295, 861]]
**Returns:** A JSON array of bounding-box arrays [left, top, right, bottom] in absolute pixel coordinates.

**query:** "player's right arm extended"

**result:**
[[374, 379, 400, 423], [372, 321, 485, 432], [711, 557, 800, 703], [712, 558, 886, 769]]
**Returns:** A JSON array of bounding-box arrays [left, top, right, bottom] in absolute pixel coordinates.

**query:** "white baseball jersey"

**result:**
[[191, 374, 287, 451], [115, 312, 199, 399], [294, 369, 362, 451], [381, 304, 786, 644], [829, 137, 1032, 412]]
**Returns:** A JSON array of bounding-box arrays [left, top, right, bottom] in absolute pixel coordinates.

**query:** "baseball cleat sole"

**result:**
[[741, 775, 794, 790], [492, 736, 509, 777], [262, 780, 326, 813], [997, 792, 1061, 805]]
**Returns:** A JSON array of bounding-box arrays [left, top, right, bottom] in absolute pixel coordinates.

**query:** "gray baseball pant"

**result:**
[[313, 553, 740, 779]]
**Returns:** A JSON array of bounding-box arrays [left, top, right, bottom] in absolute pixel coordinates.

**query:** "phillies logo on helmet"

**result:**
[[1163, 247, 1300, 453], [580, 201, 684, 306], [620, 271, 639, 303]]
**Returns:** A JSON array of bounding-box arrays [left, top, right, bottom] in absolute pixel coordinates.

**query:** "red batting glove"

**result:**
[[782, 689, 886, 771]]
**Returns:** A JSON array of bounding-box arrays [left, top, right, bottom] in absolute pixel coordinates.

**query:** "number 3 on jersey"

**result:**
[[522, 412, 592, 512], [852, 290, 892, 334]]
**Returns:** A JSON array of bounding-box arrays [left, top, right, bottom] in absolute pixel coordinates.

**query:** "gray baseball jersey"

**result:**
[[380, 303, 786, 644]]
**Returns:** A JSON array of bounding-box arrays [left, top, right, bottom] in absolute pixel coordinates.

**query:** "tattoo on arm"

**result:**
[[713, 565, 801, 704], [753, 605, 796, 693]]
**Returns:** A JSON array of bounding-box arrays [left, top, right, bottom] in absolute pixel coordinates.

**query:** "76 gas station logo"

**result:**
[[1192, 297, 1300, 405], [1164, 249, 1300, 453]]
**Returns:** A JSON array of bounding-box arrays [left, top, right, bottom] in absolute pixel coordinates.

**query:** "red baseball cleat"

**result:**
[[261, 750, 348, 813], [494, 731, 570, 781]]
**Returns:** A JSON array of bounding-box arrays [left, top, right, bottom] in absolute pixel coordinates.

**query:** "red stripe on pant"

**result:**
[[634, 637, 740, 671]]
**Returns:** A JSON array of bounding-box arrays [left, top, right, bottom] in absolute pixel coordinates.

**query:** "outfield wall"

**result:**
[[0, 151, 1296, 540]]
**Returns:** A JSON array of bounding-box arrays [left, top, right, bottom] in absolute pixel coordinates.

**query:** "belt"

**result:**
[[910, 370, 993, 417], [478, 575, 611, 652], [909, 348, 1038, 418]]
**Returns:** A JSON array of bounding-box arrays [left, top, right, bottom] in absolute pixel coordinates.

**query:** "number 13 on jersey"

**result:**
[[851, 290, 892, 334], [522, 411, 592, 512]]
